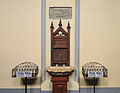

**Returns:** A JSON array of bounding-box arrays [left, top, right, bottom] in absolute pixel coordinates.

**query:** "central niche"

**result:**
[[50, 20, 71, 66]]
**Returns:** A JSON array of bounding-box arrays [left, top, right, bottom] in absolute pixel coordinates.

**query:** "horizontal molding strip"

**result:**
[[0, 88, 120, 93]]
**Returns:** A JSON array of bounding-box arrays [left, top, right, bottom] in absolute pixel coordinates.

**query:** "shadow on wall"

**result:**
[[84, 78, 100, 86], [21, 78, 37, 85], [20, 77, 41, 93], [20, 77, 41, 85]]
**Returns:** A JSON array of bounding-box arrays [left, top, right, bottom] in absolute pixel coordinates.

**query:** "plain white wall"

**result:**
[[80, 0, 120, 87], [0, 0, 41, 88]]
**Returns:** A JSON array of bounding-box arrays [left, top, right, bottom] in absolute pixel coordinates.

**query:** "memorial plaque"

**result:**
[[88, 71, 103, 77], [16, 71, 32, 77], [49, 7, 72, 19]]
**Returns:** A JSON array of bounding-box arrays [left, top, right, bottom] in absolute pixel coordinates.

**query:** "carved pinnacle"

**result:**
[[67, 22, 71, 29], [50, 21, 54, 29], [58, 19, 62, 27]]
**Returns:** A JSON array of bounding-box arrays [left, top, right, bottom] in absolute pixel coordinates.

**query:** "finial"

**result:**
[[58, 19, 62, 27], [50, 21, 54, 29], [67, 22, 71, 29]]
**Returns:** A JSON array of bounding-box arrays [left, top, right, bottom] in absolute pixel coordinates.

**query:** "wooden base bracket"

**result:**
[[51, 76, 69, 93]]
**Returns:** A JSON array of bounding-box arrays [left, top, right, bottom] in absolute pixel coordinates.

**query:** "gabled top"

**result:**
[[51, 20, 70, 37]]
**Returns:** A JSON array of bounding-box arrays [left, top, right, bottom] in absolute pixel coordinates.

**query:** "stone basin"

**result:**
[[45, 66, 75, 76]]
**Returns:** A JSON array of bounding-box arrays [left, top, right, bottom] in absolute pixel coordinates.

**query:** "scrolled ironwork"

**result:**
[[82, 62, 108, 77], [12, 62, 38, 77]]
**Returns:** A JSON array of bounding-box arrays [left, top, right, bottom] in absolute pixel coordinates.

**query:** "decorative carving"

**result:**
[[45, 66, 75, 76], [51, 20, 70, 66]]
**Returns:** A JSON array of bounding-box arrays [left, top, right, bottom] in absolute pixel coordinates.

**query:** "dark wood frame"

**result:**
[[51, 76, 69, 93], [51, 20, 71, 66]]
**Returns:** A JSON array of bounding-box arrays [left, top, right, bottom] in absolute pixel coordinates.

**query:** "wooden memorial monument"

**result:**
[[46, 20, 75, 93], [51, 19, 70, 66]]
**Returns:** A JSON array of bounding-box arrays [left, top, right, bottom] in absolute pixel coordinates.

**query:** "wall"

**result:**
[[0, 0, 41, 88], [0, 0, 120, 92], [80, 0, 120, 88]]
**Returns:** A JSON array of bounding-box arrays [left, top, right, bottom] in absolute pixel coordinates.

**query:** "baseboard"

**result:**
[[0, 87, 120, 93], [80, 87, 120, 93]]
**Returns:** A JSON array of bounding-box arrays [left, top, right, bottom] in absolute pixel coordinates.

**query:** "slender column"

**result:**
[[93, 77, 96, 93], [25, 77, 27, 93], [67, 22, 71, 66], [41, 0, 46, 83], [75, 0, 80, 82]]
